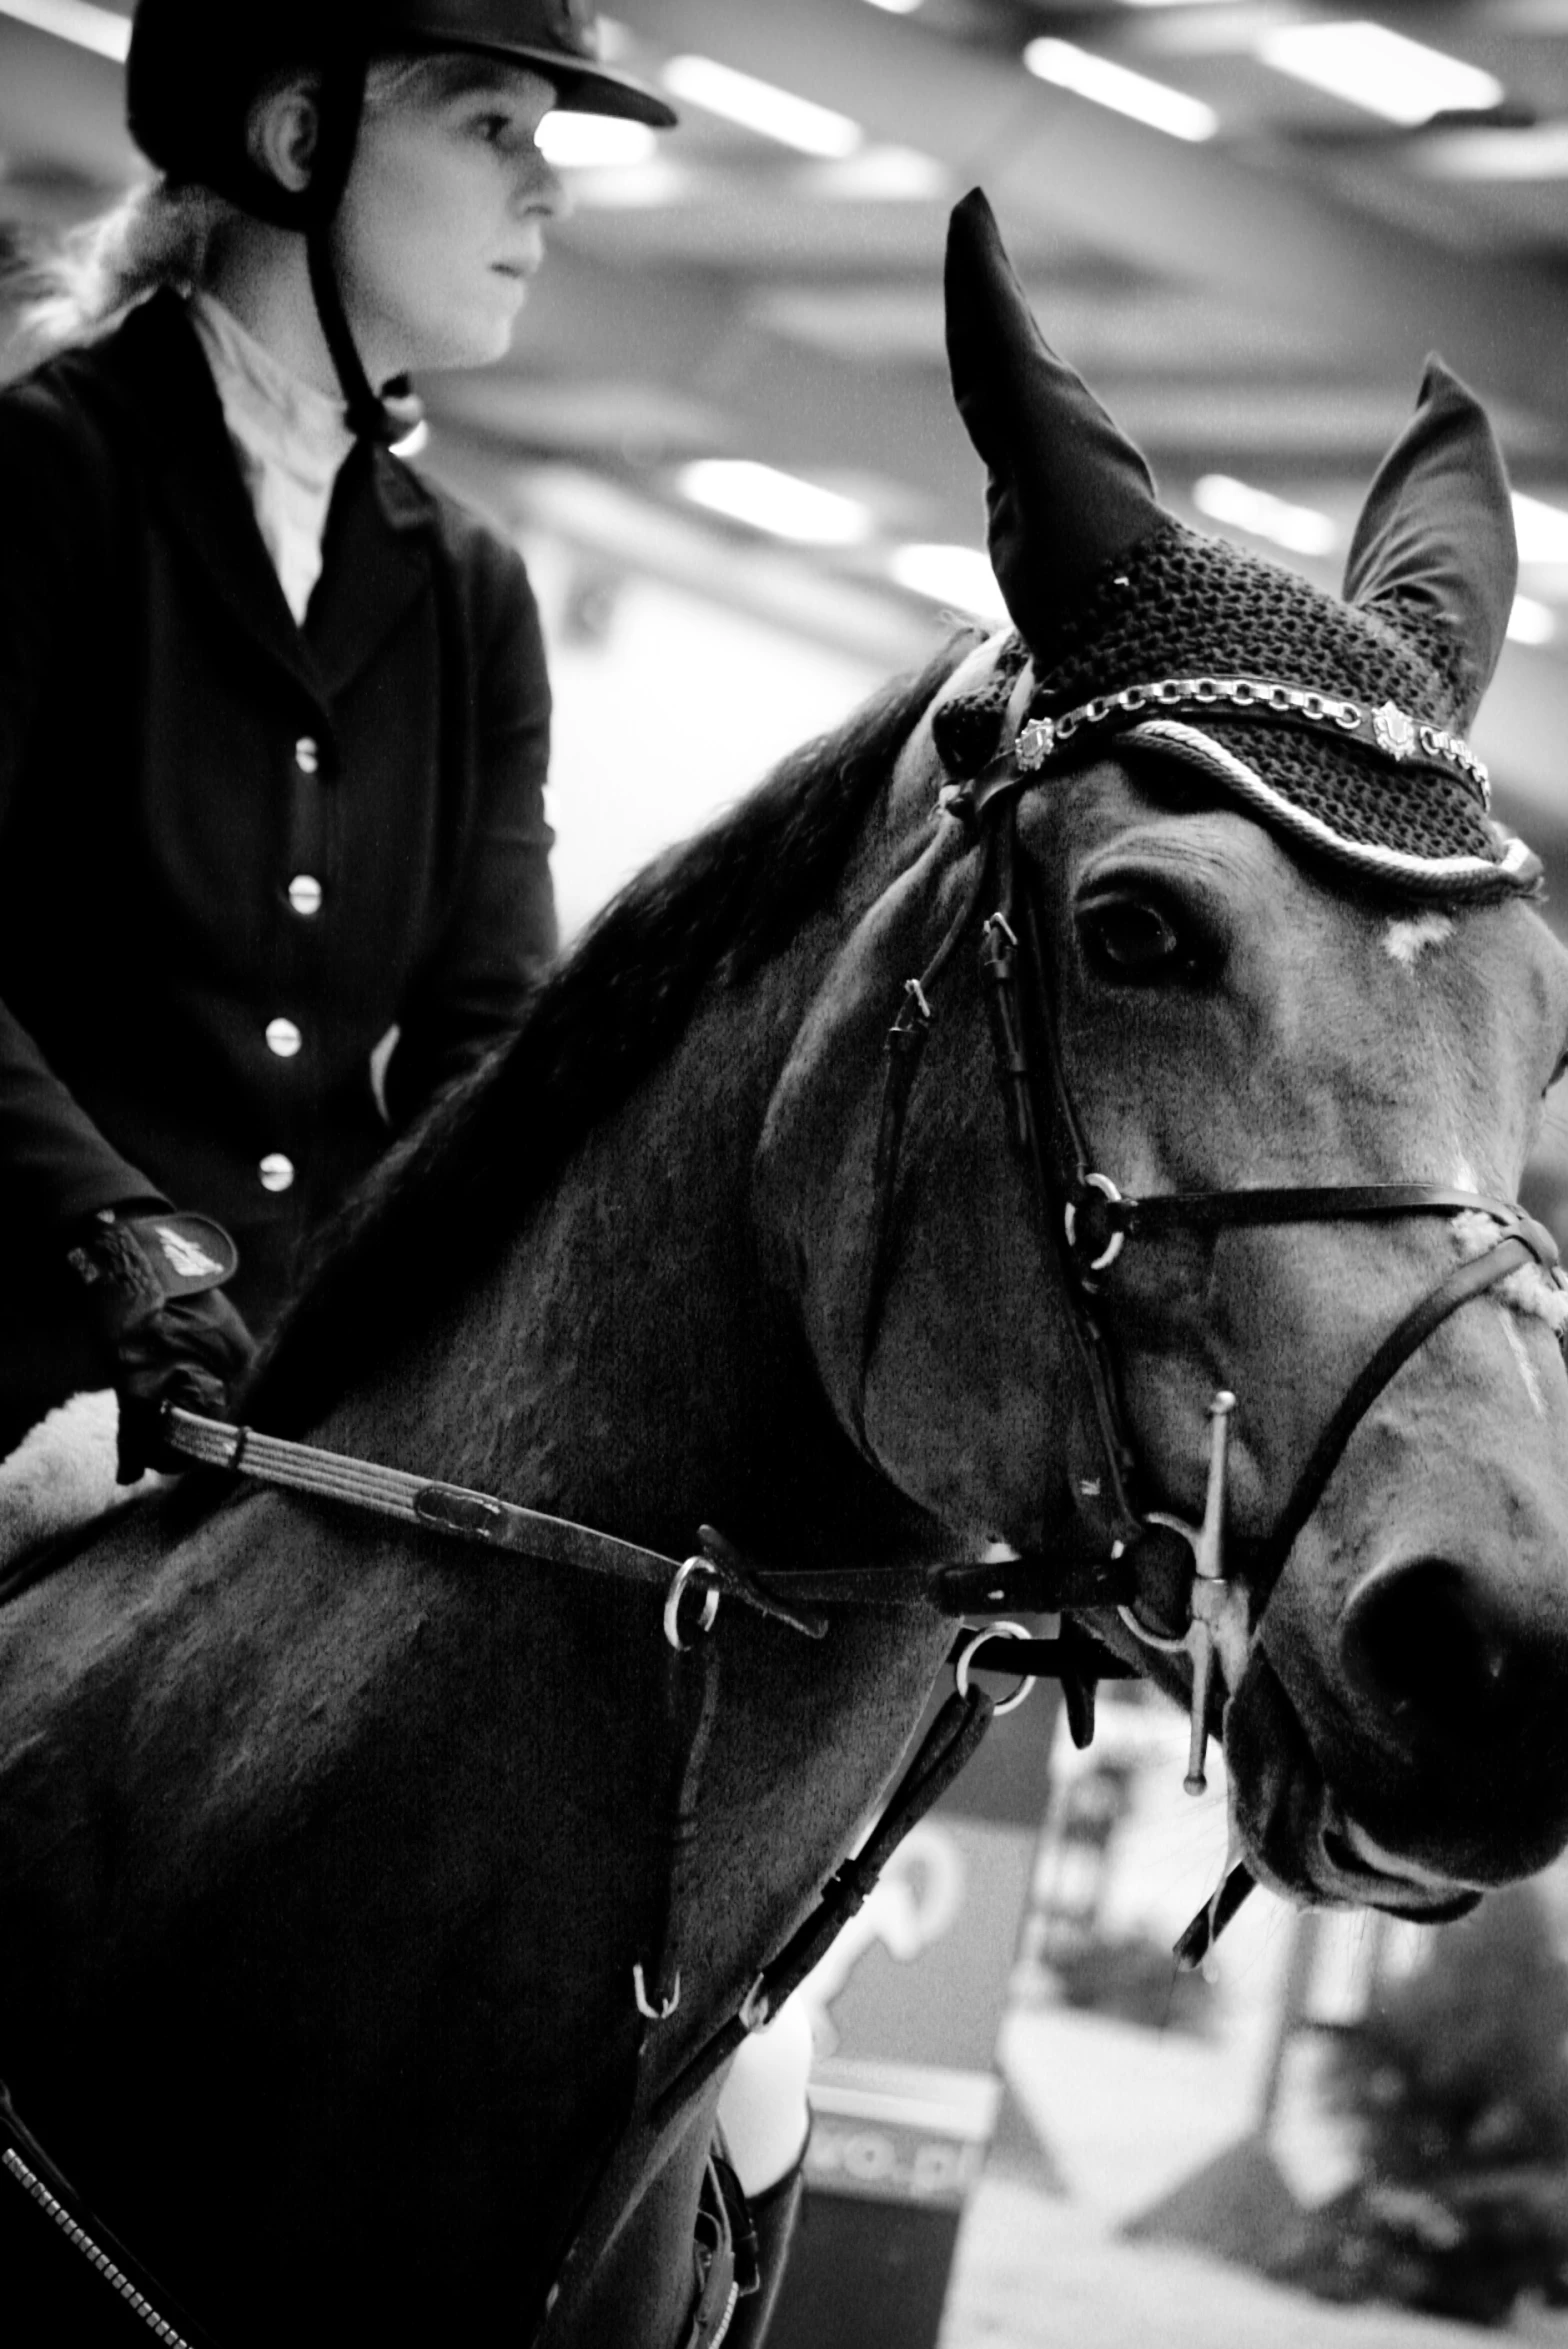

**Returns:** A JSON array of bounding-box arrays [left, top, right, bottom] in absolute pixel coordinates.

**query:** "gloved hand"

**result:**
[[66, 1207, 256, 1482]]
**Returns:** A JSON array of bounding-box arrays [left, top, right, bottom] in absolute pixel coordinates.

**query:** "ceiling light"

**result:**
[[888, 544, 1009, 621], [538, 114, 658, 168], [1415, 125, 1568, 179], [1023, 38, 1219, 142], [678, 460, 874, 545], [861, 0, 923, 12], [557, 160, 690, 210], [0, 0, 129, 58], [1513, 493, 1568, 562], [662, 56, 864, 158], [1508, 595, 1557, 646], [1254, 22, 1505, 128], [1192, 474, 1338, 556], [802, 146, 949, 200]]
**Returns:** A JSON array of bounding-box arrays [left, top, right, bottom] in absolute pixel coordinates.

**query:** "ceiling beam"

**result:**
[[616, 0, 1568, 440]]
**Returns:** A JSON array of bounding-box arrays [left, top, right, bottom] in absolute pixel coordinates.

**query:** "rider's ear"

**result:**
[[246, 72, 323, 198], [1342, 359, 1517, 723], [943, 187, 1163, 665]]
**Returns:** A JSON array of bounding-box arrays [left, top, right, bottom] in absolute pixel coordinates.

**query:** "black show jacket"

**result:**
[[0, 291, 555, 1439]]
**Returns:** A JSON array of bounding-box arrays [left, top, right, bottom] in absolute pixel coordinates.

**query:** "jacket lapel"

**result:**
[[83, 293, 437, 713], [89, 292, 328, 712], [305, 442, 437, 699]]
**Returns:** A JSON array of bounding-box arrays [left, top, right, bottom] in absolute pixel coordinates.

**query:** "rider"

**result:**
[[0, 1, 672, 1478], [0, 11, 812, 2338]]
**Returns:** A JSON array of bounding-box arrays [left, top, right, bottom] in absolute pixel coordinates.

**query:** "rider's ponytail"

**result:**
[[16, 177, 233, 354]]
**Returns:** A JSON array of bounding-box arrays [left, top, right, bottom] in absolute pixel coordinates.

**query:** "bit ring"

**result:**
[[663, 1558, 721, 1651], [954, 1619, 1034, 1714]]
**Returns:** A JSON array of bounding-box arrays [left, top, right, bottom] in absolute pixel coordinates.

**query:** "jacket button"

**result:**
[[260, 1154, 295, 1193], [287, 874, 323, 916], [266, 1017, 303, 1057], [295, 737, 321, 775]]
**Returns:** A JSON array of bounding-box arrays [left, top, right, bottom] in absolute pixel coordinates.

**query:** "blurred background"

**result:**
[[7, 1, 1568, 930], [7, 3, 1568, 2341]]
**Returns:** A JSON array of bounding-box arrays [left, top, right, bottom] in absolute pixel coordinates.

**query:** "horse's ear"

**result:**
[[1343, 358, 1517, 718], [944, 187, 1163, 661]]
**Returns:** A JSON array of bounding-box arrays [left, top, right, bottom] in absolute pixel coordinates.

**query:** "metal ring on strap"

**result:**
[[633, 1962, 682, 2021], [663, 1557, 721, 1651], [1064, 1172, 1126, 1274], [954, 1619, 1034, 1714]]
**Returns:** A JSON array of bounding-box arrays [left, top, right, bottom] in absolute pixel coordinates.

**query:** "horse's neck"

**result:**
[[322, 933, 936, 1574]]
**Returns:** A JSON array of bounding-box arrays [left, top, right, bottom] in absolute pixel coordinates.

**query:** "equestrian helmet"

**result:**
[[127, 0, 674, 222]]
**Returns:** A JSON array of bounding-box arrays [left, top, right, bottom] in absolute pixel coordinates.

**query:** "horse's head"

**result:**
[[757, 190, 1568, 1932]]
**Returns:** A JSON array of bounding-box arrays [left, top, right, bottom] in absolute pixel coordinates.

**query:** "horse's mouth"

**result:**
[[1226, 1658, 1480, 1925], [1307, 1806, 1481, 1920]]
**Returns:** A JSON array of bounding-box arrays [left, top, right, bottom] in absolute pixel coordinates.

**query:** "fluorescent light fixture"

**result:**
[[678, 460, 874, 546], [559, 160, 690, 210], [861, 0, 923, 12], [537, 113, 658, 168], [1023, 37, 1218, 142], [888, 543, 1009, 621], [1192, 474, 1338, 557], [1513, 493, 1568, 563], [1508, 594, 1557, 646], [1416, 125, 1568, 180], [0, 0, 129, 59], [662, 56, 863, 158], [1254, 22, 1504, 128], [803, 145, 949, 201]]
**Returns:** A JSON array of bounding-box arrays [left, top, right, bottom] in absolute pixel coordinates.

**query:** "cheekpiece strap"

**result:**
[[981, 674, 1488, 808]]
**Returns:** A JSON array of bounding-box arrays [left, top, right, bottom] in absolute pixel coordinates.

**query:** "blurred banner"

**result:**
[[767, 1676, 1062, 2349]]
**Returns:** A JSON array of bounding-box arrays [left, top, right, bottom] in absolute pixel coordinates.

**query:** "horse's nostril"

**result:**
[[1340, 1558, 1512, 1738]]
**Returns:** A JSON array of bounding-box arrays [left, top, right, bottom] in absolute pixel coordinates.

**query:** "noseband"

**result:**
[[865, 660, 1561, 1843]]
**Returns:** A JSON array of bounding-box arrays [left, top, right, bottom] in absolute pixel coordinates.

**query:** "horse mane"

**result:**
[[248, 630, 979, 1433]]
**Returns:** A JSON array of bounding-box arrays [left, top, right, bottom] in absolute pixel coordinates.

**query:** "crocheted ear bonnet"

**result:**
[[937, 190, 1538, 903]]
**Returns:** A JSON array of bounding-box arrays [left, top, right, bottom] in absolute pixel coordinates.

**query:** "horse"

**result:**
[[3, 186, 1568, 2348]]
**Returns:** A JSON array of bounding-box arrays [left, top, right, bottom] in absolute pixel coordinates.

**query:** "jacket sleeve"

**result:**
[[0, 378, 160, 1233], [382, 534, 556, 1127]]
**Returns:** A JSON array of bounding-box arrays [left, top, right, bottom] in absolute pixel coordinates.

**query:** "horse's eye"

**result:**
[[1079, 894, 1187, 982]]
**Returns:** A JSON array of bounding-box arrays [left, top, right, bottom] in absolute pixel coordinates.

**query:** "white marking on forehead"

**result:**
[[1384, 913, 1454, 967]]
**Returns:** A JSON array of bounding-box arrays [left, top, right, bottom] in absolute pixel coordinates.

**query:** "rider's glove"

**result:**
[[66, 1207, 256, 1482]]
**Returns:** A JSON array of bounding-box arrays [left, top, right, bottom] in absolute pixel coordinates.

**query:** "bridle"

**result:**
[[863, 656, 1563, 1843]]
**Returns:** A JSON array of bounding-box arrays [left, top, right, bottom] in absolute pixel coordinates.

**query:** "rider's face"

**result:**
[[333, 59, 565, 381]]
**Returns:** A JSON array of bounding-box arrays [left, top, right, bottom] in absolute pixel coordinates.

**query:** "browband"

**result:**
[[970, 673, 1490, 810]]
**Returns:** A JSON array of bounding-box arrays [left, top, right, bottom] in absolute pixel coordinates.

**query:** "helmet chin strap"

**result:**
[[305, 221, 408, 445], [296, 52, 410, 446]]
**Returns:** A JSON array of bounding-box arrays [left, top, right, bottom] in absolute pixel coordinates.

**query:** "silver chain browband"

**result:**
[[1008, 674, 1490, 804]]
